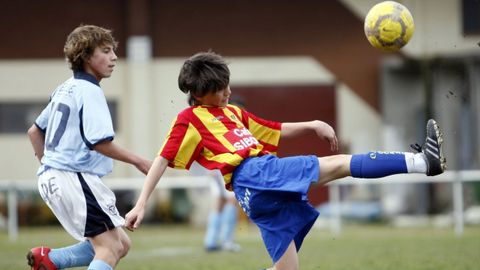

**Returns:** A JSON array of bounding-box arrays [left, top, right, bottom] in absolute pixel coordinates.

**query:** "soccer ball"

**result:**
[[364, 1, 415, 52]]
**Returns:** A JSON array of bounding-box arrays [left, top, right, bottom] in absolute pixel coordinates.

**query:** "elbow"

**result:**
[[27, 125, 38, 138], [28, 124, 45, 143]]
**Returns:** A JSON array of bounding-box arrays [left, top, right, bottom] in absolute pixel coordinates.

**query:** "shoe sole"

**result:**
[[26, 251, 51, 270], [429, 119, 447, 173], [26, 250, 34, 268]]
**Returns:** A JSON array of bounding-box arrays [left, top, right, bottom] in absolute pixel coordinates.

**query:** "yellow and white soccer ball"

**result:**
[[364, 1, 415, 52]]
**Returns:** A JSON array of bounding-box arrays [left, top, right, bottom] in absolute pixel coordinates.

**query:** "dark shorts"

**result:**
[[233, 155, 320, 263]]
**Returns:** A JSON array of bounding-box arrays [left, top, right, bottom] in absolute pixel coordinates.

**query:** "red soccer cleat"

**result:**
[[26, 246, 57, 270]]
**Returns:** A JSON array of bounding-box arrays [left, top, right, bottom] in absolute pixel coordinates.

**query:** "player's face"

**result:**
[[84, 44, 117, 81], [196, 86, 231, 107]]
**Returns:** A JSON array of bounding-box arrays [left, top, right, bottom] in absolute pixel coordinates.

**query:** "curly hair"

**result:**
[[178, 51, 230, 106], [63, 25, 118, 71]]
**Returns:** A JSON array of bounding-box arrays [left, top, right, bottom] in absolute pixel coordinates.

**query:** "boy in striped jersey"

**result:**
[[125, 51, 446, 270]]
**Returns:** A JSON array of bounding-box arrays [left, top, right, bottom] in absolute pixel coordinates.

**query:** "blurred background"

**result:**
[[0, 0, 479, 238]]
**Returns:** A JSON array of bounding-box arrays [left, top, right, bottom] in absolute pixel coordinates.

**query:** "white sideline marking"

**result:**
[[128, 247, 195, 258]]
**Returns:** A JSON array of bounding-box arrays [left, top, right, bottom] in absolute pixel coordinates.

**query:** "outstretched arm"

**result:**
[[281, 120, 338, 152], [125, 156, 169, 231], [93, 140, 152, 175], [27, 124, 45, 163]]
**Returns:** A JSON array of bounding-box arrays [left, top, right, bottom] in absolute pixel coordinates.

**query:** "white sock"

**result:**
[[405, 152, 427, 173]]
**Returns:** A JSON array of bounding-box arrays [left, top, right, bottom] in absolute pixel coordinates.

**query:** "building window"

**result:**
[[463, 0, 480, 35], [0, 101, 118, 134]]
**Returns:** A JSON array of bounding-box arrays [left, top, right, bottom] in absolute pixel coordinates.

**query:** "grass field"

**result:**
[[1, 224, 479, 270]]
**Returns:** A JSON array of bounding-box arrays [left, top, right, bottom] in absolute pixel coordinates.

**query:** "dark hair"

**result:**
[[178, 51, 230, 105], [64, 25, 118, 71]]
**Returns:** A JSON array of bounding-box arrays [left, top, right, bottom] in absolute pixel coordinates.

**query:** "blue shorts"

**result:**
[[232, 155, 320, 263]]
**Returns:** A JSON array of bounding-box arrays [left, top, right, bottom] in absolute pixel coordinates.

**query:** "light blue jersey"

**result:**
[[35, 71, 114, 177]]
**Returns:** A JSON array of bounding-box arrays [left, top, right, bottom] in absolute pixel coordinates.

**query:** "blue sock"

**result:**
[[49, 240, 95, 268], [88, 259, 113, 270], [220, 204, 238, 244], [350, 152, 408, 178], [204, 211, 221, 249]]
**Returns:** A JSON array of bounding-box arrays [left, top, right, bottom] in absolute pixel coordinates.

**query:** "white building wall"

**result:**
[[3, 1, 474, 180], [0, 57, 382, 180]]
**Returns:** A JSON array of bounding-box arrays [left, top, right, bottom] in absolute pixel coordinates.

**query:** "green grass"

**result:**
[[1, 224, 479, 270]]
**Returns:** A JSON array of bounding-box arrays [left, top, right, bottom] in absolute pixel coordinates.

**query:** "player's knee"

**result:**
[[108, 230, 131, 259], [119, 235, 131, 258], [318, 154, 351, 184]]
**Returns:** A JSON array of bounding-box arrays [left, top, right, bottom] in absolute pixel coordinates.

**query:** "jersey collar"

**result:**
[[74, 71, 100, 86]]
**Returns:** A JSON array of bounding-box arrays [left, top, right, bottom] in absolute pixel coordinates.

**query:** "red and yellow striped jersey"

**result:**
[[159, 104, 281, 190]]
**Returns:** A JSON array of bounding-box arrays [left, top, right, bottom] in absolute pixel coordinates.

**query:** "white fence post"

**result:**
[[324, 170, 480, 236], [2, 171, 479, 241], [452, 172, 464, 236], [7, 184, 18, 242], [328, 184, 341, 235]]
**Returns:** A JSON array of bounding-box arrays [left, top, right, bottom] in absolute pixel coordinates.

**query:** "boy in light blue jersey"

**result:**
[[26, 25, 152, 270]]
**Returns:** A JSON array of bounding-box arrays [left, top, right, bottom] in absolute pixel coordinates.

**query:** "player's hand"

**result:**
[[124, 206, 145, 231], [314, 121, 338, 152]]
